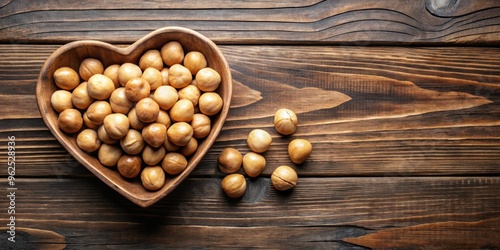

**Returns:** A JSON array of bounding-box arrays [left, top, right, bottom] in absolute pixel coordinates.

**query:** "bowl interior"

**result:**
[[36, 27, 232, 207]]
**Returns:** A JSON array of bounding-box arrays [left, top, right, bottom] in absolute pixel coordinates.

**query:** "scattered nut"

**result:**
[[246, 129, 272, 153], [288, 139, 312, 164], [274, 108, 298, 135], [221, 173, 247, 198], [218, 148, 243, 174], [243, 152, 266, 177], [271, 165, 298, 191]]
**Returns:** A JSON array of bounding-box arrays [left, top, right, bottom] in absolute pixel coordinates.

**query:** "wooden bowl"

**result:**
[[36, 27, 232, 208]]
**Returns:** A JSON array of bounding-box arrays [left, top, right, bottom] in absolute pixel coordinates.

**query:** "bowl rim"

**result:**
[[36, 26, 232, 207]]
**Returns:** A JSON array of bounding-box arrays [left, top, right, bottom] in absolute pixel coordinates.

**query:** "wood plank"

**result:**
[[1, 44, 500, 177], [1, 0, 499, 45], [0, 177, 498, 248]]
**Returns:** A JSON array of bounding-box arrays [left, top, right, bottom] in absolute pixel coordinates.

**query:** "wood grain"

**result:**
[[1, 44, 499, 178], [1, 0, 499, 45], [0, 177, 498, 248]]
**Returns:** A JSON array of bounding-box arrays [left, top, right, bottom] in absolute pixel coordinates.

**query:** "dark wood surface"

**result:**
[[1, 0, 500, 249]]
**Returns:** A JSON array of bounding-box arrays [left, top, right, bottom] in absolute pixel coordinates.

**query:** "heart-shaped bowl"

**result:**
[[36, 27, 232, 207]]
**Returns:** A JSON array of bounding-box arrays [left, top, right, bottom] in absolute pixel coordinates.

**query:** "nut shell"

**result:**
[[242, 152, 266, 177], [167, 122, 193, 146], [271, 165, 298, 191], [218, 147, 243, 174], [142, 123, 167, 148], [58, 108, 83, 133], [288, 139, 312, 164], [195, 67, 221, 92], [87, 74, 116, 100], [76, 129, 101, 153], [135, 97, 160, 123], [274, 108, 298, 135], [161, 41, 184, 66], [161, 152, 188, 175], [117, 155, 142, 179], [51, 89, 74, 113], [141, 166, 166, 191], [221, 174, 246, 198], [98, 143, 122, 167], [53, 67, 80, 90], [79, 58, 104, 81], [198, 92, 223, 116], [246, 129, 272, 153], [120, 129, 145, 155]]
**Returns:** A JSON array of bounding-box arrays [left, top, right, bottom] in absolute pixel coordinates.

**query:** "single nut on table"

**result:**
[[271, 165, 298, 191], [221, 173, 247, 198], [120, 129, 145, 155], [103, 113, 130, 140], [288, 138, 312, 164], [51, 89, 74, 113], [218, 148, 243, 174], [53, 67, 80, 90], [141, 165, 166, 191], [58, 108, 83, 134], [246, 129, 272, 153], [274, 108, 298, 135], [117, 155, 142, 179], [243, 152, 266, 177], [79, 58, 104, 81], [87, 74, 116, 100], [98, 143, 122, 167], [76, 128, 101, 153], [161, 152, 188, 175]]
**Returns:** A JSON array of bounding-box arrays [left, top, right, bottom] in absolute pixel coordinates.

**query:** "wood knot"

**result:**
[[426, 0, 459, 16]]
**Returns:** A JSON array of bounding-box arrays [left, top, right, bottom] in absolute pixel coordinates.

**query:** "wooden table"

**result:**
[[1, 1, 500, 249]]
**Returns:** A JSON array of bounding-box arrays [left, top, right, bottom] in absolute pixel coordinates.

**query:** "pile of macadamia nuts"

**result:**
[[218, 108, 313, 198], [51, 41, 224, 191]]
